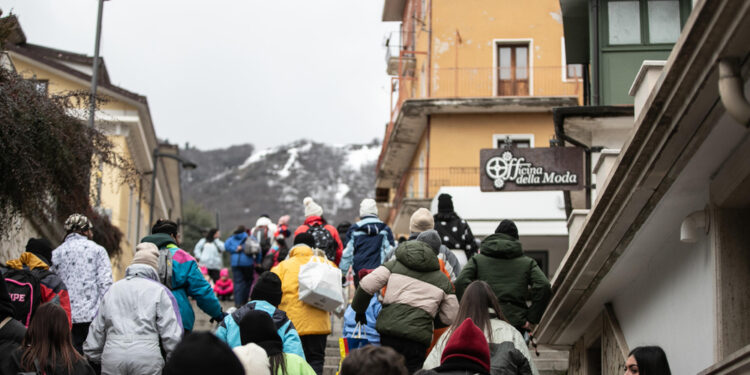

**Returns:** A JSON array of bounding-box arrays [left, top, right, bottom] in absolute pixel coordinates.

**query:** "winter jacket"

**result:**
[[271, 245, 338, 336], [352, 241, 459, 346], [279, 353, 317, 375], [215, 299, 305, 358], [193, 238, 225, 271], [424, 317, 537, 375], [293, 216, 344, 265], [342, 294, 381, 345], [339, 216, 395, 276], [455, 234, 551, 328], [84, 264, 183, 375], [51, 233, 112, 324], [434, 212, 478, 260], [4, 252, 72, 326], [5, 347, 95, 375], [141, 233, 223, 331], [214, 278, 234, 296], [0, 317, 25, 372], [225, 232, 262, 268]]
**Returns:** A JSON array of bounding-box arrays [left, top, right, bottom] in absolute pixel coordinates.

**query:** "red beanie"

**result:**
[[441, 318, 490, 373]]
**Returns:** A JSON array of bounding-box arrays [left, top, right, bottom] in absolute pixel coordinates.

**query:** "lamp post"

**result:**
[[149, 148, 197, 229]]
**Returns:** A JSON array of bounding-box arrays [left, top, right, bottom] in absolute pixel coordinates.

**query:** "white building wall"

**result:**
[[612, 232, 715, 375]]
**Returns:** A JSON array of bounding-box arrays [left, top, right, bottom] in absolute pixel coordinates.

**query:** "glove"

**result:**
[[210, 311, 228, 324], [355, 311, 367, 326]]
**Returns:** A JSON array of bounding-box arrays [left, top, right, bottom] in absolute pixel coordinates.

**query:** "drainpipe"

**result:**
[[591, 0, 600, 106], [718, 58, 750, 127]]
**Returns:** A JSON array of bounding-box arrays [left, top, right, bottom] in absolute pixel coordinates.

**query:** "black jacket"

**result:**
[[434, 212, 478, 259], [0, 317, 25, 372]]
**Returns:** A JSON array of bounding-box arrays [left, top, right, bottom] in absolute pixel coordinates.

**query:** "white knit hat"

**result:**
[[410, 208, 434, 233], [132, 242, 159, 271], [303, 197, 323, 218], [359, 198, 378, 218]]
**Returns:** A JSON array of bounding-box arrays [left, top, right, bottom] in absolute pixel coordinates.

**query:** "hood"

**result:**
[[125, 263, 159, 281], [141, 233, 176, 249], [229, 231, 249, 241], [479, 233, 523, 259], [303, 216, 324, 227], [288, 244, 314, 258], [395, 241, 439, 272], [354, 218, 387, 236], [6, 252, 49, 271]]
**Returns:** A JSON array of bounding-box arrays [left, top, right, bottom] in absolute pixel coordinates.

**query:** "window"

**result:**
[[493, 134, 535, 149], [497, 44, 529, 96], [606, 0, 684, 46], [561, 38, 584, 81]]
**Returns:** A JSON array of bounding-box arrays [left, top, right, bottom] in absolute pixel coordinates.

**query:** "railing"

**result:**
[[431, 66, 582, 99], [400, 167, 481, 199]]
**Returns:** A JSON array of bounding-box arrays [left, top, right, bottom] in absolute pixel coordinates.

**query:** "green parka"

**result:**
[[455, 233, 551, 328]]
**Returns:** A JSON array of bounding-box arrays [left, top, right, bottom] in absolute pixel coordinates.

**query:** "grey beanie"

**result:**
[[416, 230, 442, 255]]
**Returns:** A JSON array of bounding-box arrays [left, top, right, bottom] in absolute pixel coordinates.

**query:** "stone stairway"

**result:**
[[532, 345, 569, 375], [324, 314, 344, 375]]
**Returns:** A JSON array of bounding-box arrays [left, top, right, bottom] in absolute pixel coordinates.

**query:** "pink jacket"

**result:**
[[214, 278, 234, 295]]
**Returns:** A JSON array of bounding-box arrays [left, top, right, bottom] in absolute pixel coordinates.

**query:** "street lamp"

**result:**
[[148, 148, 197, 229]]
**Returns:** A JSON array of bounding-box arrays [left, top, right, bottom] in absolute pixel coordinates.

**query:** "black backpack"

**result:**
[[2, 268, 42, 327], [306, 224, 337, 262], [253, 227, 272, 256]]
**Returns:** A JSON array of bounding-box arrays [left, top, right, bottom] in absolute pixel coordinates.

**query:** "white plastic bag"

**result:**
[[298, 254, 344, 312]]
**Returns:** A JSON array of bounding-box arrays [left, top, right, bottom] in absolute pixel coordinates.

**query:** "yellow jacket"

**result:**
[[271, 245, 338, 336]]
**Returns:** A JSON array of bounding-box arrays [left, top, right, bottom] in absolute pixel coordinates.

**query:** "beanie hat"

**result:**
[[220, 268, 229, 278], [441, 318, 491, 373], [409, 208, 434, 233], [438, 194, 454, 214], [416, 230, 442, 255], [294, 232, 316, 248], [239, 310, 283, 356], [199, 266, 208, 275], [250, 271, 283, 307], [163, 332, 244, 375], [494, 219, 519, 240], [256, 216, 273, 228], [64, 213, 92, 233], [132, 242, 159, 271], [359, 198, 378, 218], [277, 215, 290, 226], [233, 343, 271, 375], [26, 238, 53, 265], [303, 197, 324, 218]]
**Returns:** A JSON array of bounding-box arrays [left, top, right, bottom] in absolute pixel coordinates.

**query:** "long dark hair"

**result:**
[[449, 280, 507, 342], [21, 303, 83, 373], [629, 346, 671, 375], [205, 228, 218, 242]]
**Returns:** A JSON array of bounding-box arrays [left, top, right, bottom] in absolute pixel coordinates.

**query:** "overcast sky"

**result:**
[[2, 0, 397, 151]]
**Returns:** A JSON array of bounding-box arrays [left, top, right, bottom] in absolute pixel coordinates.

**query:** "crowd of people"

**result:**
[[0, 194, 673, 375]]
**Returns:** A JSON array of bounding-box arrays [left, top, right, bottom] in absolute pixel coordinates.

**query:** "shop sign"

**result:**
[[480, 147, 585, 192]]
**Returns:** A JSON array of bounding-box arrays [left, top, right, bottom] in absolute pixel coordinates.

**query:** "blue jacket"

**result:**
[[140, 233, 223, 331], [343, 294, 381, 345], [339, 217, 395, 275], [224, 232, 261, 267], [214, 300, 305, 359]]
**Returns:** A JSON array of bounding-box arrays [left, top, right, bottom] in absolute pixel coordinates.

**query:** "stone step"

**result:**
[[326, 347, 340, 357], [325, 356, 342, 366], [323, 365, 339, 375], [535, 359, 569, 371]]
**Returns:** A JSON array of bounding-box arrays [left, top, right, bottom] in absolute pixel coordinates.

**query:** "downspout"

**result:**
[[425, 115, 431, 198], [427, 0, 433, 97], [553, 111, 599, 210], [591, 0, 600, 106], [718, 58, 750, 127]]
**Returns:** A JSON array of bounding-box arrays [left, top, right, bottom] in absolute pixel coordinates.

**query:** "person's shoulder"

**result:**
[[171, 248, 197, 264]]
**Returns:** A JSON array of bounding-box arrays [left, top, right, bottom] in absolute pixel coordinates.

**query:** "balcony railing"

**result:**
[[431, 66, 582, 98], [400, 167, 481, 199]]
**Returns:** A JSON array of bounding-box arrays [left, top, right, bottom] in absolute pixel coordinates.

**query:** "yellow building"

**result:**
[[2, 19, 183, 280], [378, 0, 582, 234]]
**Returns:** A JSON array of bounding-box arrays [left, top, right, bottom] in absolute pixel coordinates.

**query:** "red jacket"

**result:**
[[294, 216, 344, 265]]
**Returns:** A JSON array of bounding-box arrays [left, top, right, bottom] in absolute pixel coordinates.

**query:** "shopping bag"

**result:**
[[339, 323, 371, 360], [298, 255, 344, 312]]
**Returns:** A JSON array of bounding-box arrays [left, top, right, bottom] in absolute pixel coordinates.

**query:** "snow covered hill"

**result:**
[[180, 140, 380, 232]]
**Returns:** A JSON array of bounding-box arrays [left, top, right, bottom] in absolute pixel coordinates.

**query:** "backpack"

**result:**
[[2, 268, 42, 327], [306, 224, 337, 262], [253, 227, 272, 256], [156, 247, 174, 289]]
